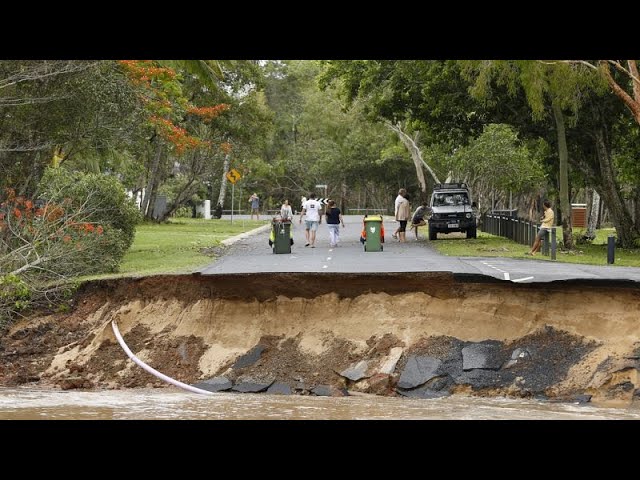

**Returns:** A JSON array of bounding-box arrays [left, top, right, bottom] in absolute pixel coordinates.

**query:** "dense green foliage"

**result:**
[[321, 59, 640, 247], [40, 168, 141, 271], [1, 58, 640, 325]]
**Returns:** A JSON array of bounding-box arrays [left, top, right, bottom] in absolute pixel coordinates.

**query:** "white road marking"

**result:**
[[512, 276, 534, 283], [327, 257, 332, 260], [482, 260, 513, 281], [322, 265, 328, 269]]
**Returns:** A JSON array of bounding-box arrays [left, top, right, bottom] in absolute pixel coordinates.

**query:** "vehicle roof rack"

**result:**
[[433, 183, 467, 190]]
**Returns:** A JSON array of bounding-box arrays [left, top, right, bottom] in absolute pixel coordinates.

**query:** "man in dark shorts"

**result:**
[[395, 192, 410, 242]]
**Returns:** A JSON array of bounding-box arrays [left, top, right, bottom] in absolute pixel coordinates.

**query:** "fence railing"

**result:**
[[346, 208, 389, 215], [481, 213, 557, 259], [222, 209, 248, 215], [218, 208, 392, 216], [214, 207, 395, 218]]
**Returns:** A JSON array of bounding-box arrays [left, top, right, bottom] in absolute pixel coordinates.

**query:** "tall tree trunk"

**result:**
[[552, 102, 574, 249], [216, 153, 231, 209], [142, 140, 163, 217], [147, 181, 160, 221], [160, 178, 197, 222], [633, 188, 640, 230], [585, 188, 600, 239], [386, 123, 440, 190], [594, 127, 639, 247]]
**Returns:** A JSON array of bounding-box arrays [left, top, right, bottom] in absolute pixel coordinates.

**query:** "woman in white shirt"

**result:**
[[280, 199, 293, 220]]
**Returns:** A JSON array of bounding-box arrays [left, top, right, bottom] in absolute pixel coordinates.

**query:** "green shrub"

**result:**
[[40, 168, 141, 272], [174, 206, 192, 218], [0, 274, 31, 327]]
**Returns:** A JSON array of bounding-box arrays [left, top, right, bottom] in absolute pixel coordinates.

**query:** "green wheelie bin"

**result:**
[[363, 215, 383, 252], [271, 218, 292, 254]]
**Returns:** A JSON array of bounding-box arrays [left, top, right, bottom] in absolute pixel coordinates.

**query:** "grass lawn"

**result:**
[[88, 218, 266, 278], [572, 227, 616, 245], [430, 229, 640, 267]]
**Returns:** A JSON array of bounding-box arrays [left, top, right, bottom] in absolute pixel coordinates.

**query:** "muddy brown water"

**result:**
[[1, 388, 639, 420]]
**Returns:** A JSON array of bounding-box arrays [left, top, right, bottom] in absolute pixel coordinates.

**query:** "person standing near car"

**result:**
[[299, 193, 323, 248], [395, 191, 411, 243], [392, 188, 407, 240], [410, 201, 429, 240]]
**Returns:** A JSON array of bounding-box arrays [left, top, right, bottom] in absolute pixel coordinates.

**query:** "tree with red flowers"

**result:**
[[0, 166, 141, 325], [117, 60, 230, 220], [0, 188, 105, 325]]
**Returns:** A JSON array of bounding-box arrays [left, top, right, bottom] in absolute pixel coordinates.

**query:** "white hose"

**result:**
[[111, 319, 215, 396]]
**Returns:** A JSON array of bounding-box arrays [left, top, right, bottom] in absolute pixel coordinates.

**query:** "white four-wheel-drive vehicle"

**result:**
[[428, 183, 477, 240]]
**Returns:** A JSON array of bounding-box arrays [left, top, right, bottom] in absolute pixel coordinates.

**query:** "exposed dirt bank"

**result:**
[[1, 273, 639, 403]]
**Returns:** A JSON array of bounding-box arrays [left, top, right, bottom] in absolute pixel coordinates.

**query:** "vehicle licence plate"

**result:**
[[448, 223, 459, 228]]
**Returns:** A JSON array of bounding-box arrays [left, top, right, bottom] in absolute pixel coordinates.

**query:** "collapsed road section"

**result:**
[[1, 273, 639, 404]]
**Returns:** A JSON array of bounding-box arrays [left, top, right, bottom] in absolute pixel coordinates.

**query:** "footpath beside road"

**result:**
[[197, 215, 640, 284]]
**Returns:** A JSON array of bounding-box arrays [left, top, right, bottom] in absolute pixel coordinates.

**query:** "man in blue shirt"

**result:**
[[248, 193, 260, 220]]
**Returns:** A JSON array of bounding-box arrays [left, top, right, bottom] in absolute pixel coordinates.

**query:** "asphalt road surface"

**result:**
[[198, 215, 640, 284]]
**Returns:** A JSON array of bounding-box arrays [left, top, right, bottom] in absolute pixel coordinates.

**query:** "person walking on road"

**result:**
[[248, 193, 260, 221], [395, 191, 411, 243], [280, 199, 293, 221], [392, 188, 407, 240], [325, 199, 344, 248], [300, 193, 323, 248], [527, 200, 555, 256]]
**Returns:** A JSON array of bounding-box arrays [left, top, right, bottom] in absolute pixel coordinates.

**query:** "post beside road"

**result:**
[[608, 235, 615, 264]]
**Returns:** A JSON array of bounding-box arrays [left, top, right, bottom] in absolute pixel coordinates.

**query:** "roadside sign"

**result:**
[[226, 168, 242, 184], [315, 184, 327, 188]]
